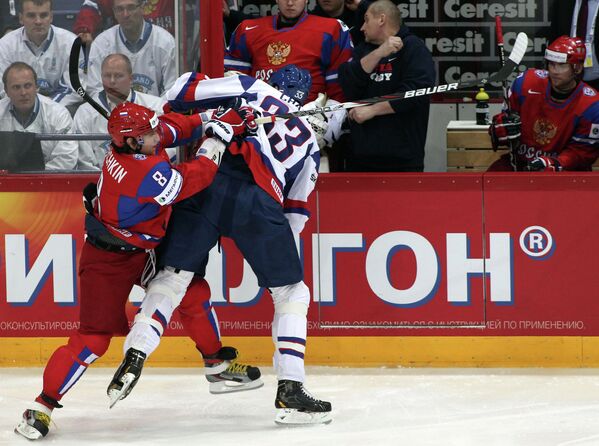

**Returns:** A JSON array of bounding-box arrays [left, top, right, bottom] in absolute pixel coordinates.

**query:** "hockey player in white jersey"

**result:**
[[85, 0, 176, 97], [74, 53, 166, 170], [0, 0, 83, 108], [108, 66, 340, 425]]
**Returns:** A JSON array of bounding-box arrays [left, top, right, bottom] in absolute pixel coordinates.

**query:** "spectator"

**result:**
[[224, 0, 353, 102], [74, 53, 165, 170], [338, 0, 434, 172], [550, 0, 599, 90], [488, 36, 599, 172], [0, 62, 78, 170], [312, 0, 369, 47], [86, 0, 176, 97], [74, 0, 176, 44], [0, 0, 83, 108]]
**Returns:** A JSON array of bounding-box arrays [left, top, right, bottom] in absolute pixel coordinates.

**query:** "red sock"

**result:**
[[35, 332, 111, 409], [178, 277, 222, 357]]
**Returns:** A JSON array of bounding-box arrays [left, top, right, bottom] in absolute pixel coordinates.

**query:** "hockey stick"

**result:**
[[495, 16, 518, 170], [256, 32, 528, 125], [69, 36, 109, 120]]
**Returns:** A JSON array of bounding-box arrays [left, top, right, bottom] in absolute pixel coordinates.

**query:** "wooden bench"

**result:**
[[446, 120, 506, 171], [446, 120, 599, 171]]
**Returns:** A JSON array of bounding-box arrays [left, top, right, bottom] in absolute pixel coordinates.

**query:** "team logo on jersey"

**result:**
[[133, 154, 147, 160], [533, 118, 557, 145], [371, 63, 393, 82], [583, 87, 597, 96], [266, 41, 291, 66], [534, 69, 548, 79]]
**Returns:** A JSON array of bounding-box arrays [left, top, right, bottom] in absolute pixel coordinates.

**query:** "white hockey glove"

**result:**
[[301, 93, 329, 147], [195, 138, 225, 167], [204, 119, 235, 147]]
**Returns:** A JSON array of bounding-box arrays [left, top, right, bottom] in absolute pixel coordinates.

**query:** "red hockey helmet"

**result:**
[[108, 102, 159, 147], [544, 36, 586, 66]]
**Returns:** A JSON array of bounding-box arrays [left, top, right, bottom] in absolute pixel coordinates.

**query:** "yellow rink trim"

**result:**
[[2, 336, 599, 368]]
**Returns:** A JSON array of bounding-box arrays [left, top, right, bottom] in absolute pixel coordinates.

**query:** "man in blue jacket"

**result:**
[[338, 0, 435, 171]]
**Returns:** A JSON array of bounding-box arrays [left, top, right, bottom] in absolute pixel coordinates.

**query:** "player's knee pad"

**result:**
[[271, 281, 310, 316], [137, 266, 194, 335]]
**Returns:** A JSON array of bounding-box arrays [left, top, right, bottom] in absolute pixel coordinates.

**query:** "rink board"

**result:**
[[1, 173, 599, 367]]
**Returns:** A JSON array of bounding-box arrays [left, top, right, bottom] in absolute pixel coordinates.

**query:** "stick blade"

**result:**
[[508, 32, 528, 65]]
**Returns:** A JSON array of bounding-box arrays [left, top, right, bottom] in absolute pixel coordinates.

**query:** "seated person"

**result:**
[[0, 62, 77, 170], [489, 36, 599, 171], [74, 53, 165, 170], [0, 0, 83, 108], [86, 0, 176, 97]]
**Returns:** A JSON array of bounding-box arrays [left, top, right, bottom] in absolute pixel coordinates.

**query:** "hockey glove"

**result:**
[[82, 182, 98, 215], [528, 156, 562, 172], [204, 119, 236, 147], [195, 137, 226, 167], [301, 93, 329, 147], [210, 107, 247, 137], [489, 111, 521, 150]]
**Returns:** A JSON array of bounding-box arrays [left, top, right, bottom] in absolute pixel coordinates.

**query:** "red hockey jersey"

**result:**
[[224, 12, 353, 102], [96, 112, 216, 249], [508, 69, 599, 170]]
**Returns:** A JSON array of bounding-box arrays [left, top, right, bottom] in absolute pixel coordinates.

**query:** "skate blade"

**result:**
[[274, 408, 332, 426], [108, 373, 135, 409], [209, 378, 264, 394], [14, 422, 43, 440]]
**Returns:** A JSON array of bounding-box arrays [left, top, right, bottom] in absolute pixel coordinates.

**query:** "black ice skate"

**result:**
[[204, 346, 264, 394], [14, 408, 51, 440], [274, 379, 332, 425], [107, 348, 147, 408]]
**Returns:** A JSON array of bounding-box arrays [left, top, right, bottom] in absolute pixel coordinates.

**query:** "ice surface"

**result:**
[[2, 367, 599, 446]]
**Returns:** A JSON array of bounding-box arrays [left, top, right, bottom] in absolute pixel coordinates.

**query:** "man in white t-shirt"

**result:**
[[0, 62, 77, 170], [0, 0, 83, 108], [74, 53, 165, 170], [86, 0, 177, 97]]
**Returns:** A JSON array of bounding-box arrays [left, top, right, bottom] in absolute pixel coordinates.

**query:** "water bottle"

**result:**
[[475, 87, 490, 125]]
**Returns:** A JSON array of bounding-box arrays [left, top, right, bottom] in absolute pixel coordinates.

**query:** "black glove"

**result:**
[[489, 111, 521, 150], [528, 156, 562, 172], [82, 182, 98, 214]]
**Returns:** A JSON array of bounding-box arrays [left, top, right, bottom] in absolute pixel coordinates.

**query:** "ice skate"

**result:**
[[15, 406, 52, 440], [107, 348, 146, 408], [204, 346, 263, 394], [274, 379, 332, 425]]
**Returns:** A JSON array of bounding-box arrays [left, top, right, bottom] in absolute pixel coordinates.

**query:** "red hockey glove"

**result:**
[[528, 156, 562, 172], [237, 105, 259, 135], [211, 107, 248, 136], [489, 111, 521, 150]]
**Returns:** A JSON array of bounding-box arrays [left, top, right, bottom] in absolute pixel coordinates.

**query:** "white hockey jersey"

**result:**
[[74, 90, 166, 170], [165, 73, 320, 234], [86, 21, 176, 97], [0, 94, 77, 170], [0, 26, 84, 107]]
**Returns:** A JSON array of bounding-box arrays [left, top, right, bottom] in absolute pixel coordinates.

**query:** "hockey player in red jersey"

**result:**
[[489, 35, 599, 171], [14, 102, 262, 441], [224, 0, 353, 102]]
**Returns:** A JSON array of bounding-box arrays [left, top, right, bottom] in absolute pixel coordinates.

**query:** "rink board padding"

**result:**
[[1, 173, 599, 366]]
